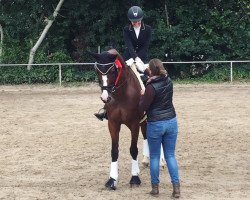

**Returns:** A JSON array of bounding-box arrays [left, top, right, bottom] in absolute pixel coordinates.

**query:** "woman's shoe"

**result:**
[[150, 184, 159, 196], [172, 183, 180, 198]]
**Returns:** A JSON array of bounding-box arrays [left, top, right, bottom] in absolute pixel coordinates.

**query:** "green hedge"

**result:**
[[0, 65, 97, 84]]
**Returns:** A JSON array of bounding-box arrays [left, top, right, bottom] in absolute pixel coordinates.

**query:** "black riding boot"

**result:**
[[94, 108, 107, 121]]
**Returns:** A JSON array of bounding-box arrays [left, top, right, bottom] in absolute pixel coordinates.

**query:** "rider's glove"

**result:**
[[135, 57, 148, 72], [125, 58, 135, 66]]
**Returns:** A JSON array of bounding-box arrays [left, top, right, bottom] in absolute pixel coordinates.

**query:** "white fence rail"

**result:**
[[162, 60, 249, 83], [0, 60, 249, 85]]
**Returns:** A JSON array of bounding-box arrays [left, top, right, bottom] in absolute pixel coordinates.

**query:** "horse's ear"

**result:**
[[88, 51, 100, 60], [108, 49, 119, 55], [108, 53, 117, 61]]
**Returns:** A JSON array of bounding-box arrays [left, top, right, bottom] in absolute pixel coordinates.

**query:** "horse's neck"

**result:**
[[127, 66, 142, 90], [114, 66, 141, 98]]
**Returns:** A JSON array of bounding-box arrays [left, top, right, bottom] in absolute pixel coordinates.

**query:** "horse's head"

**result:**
[[91, 50, 123, 103]]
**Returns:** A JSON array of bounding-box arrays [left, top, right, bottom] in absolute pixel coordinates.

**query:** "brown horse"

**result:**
[[91, 49, 147, 190]]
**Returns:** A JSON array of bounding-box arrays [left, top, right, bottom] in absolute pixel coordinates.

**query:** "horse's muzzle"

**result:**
[[101, 96, 111, 103]]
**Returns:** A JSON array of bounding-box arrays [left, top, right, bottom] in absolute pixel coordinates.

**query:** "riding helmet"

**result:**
[[127, 6, 143, 22]]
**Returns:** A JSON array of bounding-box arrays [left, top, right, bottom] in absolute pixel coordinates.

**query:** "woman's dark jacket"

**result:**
[[139, 76, 176, 122]]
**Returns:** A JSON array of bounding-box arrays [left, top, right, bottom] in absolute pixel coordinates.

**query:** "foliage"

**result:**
[[171, 64, 250, 83], [0, 0, 249, 84]]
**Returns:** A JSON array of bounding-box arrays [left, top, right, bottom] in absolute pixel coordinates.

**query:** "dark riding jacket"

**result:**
[[139, 75, 176, 122], [123, 22, 152, 63]]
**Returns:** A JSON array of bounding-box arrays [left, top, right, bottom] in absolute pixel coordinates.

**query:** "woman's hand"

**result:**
[[146, 75, 158, 84]]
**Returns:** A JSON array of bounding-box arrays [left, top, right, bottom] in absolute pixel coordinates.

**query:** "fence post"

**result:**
[[59, 64, 62, 86], [230, 62, 233, 83], [28, 66, 31, 84]]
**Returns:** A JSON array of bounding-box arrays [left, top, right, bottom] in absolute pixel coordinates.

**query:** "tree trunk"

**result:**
[[0, 24, 3, 63], [164, 0, 170, 28], [27, 0, 65, 70]]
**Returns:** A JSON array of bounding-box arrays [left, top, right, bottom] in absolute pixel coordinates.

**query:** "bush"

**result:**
[[194, 64, 249, 82], [0, 48, 98, 84]]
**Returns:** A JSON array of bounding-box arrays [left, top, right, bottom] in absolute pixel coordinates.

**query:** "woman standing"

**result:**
[[139, 58, 181, 198]]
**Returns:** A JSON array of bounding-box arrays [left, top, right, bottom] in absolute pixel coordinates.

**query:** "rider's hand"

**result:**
[[135, 57, 143, 63], [135, 57, 148, 72], [125, 58, 135, 66]]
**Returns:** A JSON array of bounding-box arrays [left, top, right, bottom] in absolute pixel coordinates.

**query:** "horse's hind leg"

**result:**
[[140, 120, 150, 167], [140, 120, 165, 168], [129, 125, 141, 187], [105, 122, 121, 190]]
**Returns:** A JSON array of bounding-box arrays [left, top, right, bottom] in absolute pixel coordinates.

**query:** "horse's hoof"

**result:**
[[105, 178, 117, 190], [129, 176, 141, 187], [142, 156, 149, 167]]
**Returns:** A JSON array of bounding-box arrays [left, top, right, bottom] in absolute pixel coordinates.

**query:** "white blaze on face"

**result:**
[[100, 75, 109, 101]]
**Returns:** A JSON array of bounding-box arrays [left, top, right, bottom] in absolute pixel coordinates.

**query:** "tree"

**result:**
[[0, 23, 3, 63], [0, 0, 249, 65], [27, 0, 64, 69]]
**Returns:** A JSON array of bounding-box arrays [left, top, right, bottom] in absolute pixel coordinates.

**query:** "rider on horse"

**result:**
[[94, 6, 152, 121]]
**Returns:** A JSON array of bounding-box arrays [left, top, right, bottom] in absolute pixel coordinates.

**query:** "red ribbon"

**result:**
[[115, 58, 122, 69], [114, 58, 122, 85]]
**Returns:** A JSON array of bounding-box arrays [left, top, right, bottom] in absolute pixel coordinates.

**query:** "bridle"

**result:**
[[94, 61, 127, 93], [94, 62, 115, 75]]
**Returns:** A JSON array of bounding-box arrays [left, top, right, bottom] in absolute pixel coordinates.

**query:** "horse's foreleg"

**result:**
[[130, 143, 140, 178], [105, 122, 120, 190], [109, 142, 119, 180], [129, 125, 141, 187]]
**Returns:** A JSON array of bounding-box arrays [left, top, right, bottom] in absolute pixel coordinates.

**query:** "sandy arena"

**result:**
[[0, 83, 249, 200]]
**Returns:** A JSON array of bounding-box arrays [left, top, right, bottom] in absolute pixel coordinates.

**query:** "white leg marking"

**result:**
[[131, 159, 140, 176], [110, 161, 118, 180], [160, 144, 166, 169], [143, 139, 149, 157], [160, 144, 165, 160], [142, 139, 150, 167]]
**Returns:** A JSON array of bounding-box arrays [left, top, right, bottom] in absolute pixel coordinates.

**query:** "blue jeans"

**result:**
[[147, 117, 179, 185]]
